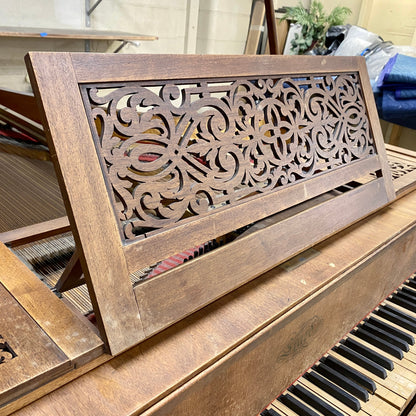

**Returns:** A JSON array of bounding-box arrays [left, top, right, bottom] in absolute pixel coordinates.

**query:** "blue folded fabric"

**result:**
[[381, 90, 416, 129], [378, 54, 416, 86], [395, 88, 416, 100], [375, 54, 416, 128]]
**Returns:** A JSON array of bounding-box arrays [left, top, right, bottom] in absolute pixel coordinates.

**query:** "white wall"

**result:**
[[0, 0, 253, 91], [2, 0, 416, 150], [89, 0, 189, 54], [358, 0, 416, 45], [3, 0, 85, 28], [196, 0, 252, 54]]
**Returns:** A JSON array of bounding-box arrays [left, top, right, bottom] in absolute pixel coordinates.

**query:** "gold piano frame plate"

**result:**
[[25, 53, 395, 355]]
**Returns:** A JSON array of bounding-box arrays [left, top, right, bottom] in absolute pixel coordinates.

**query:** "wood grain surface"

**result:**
[[70, 54, 366, 83], [134, 178, 389, 337], [0, 27, 157, 41], [0, 242, 103, 365], [0, 282, 70, 407], [26, 52, 144, 355], [0, 89, 42, 125], [9, 190, 416, 416], [0, 216, 70, 246]]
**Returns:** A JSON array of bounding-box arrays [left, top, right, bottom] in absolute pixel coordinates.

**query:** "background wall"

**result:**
[[0, 0, 252, 91], [0, 0, 415, 149], [358, 0, 416, 45], [0, 0, 364, 91], [0, 0, 362, 92]]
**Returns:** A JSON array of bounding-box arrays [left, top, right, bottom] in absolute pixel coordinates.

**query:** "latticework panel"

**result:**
[[389, 159, 416, 179], [81, 73, 376, 241]]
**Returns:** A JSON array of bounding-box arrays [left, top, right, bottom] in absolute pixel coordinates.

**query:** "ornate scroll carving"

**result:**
[[0, 335, 17, 364], [388, 160, 416, 179], [81, 73, 375, 241]]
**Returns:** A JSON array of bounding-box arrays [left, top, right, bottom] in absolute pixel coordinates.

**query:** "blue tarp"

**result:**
[[375, 54, 416, 129]]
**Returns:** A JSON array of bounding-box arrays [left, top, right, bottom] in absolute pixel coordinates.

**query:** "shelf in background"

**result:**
[[0, 26, 157, 41]]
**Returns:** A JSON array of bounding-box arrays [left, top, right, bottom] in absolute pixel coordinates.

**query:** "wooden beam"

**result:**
[[264, 0, 278, 54], [244, 0, 266, 54], [0, 108, 46, 145], [0, 216, 70, 247], [0, 88, 42, 124], [55, 250, 85, 292]]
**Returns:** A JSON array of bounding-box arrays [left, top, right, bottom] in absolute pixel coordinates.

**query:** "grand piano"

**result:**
[[2, 52, 416, 415]]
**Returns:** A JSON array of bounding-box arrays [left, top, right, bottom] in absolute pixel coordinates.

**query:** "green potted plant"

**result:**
[[282, 0, 351, 54]]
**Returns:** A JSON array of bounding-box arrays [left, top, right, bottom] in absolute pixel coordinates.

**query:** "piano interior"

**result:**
[[2, 53, 416, 415]]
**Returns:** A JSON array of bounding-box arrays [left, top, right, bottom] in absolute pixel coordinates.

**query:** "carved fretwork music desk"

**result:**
[[24, 53, 395, 355], [3, 52, 413, 415]]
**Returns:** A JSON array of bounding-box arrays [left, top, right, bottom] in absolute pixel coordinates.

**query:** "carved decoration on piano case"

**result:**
[[0, 335, 17, 364], [81, 73, 375, 240], [277, 315, 322, 362], [388, 160, 416, 179]]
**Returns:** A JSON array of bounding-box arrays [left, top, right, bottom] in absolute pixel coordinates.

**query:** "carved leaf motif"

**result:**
[[82, 73, 375, 240]]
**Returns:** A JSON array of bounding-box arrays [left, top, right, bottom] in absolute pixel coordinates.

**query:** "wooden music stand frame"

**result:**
[[26, 53, 394, 355]]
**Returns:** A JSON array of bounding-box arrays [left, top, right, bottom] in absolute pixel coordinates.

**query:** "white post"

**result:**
[[184, 0, 200, 54]]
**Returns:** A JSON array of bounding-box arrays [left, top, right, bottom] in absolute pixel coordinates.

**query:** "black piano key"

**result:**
[[400, 286, 416, 300], [397, 288, 416, 302], [313, 363, 369, 402], [322, 355, 377, 394], [279, 393, 321, 416], [359, 321, 409, 352], [375, 305, 416, 333], [353, 327, 404, 359], [389, 293, 416, 313], [289, 383, 344, 416], [404, 279, 416, 290], [261, 409, 281, 416], [367, 315, 415, 345], [394, 291, 416, 308], [304, 370, 361, 412], [334, 344, 387, 379], [342, 337, 394, 371]]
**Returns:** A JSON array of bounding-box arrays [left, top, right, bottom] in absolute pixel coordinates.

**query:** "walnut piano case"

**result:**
[[0, 242, 103, 408], [0, 52, 411, 415]]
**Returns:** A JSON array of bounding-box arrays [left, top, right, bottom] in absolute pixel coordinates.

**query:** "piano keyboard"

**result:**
[[260, 273, 416, 416]]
